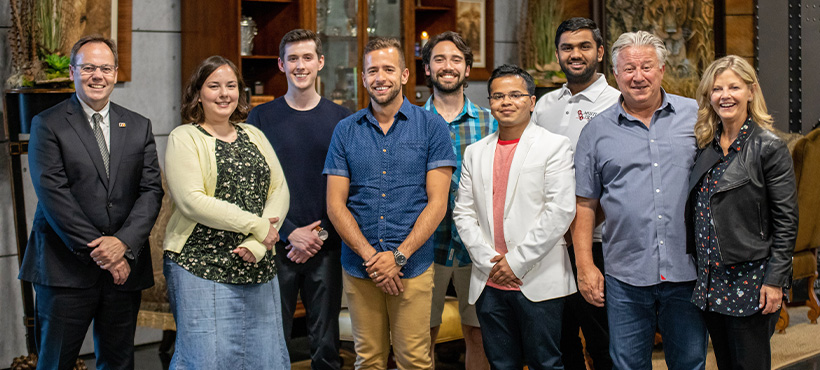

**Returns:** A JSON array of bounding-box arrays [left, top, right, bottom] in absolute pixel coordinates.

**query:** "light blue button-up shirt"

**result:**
[[574, 90, 698, 286]]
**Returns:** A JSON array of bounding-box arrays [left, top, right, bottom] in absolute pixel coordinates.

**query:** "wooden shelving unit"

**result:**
[[407, 0, 456, 101], [181, 0, 475, 110], [181, 0, 314, 100]]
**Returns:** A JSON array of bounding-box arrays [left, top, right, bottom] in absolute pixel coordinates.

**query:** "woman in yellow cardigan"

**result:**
[[163, 55, 290, 369]]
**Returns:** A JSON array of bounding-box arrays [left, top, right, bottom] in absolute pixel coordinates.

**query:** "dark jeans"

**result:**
[[475, 286, 565, 370], [33, 281, 141, 370], [605, 276, 707, 370], [275, 244, 343, 370], [562, 242, 611, 370], [703, 308, 780, 370]]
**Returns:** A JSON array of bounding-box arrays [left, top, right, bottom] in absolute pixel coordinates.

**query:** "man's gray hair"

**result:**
[[610, 31, 668, 74]]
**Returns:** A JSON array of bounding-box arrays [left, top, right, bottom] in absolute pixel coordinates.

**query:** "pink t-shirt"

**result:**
[[486, 138, 521, 291]]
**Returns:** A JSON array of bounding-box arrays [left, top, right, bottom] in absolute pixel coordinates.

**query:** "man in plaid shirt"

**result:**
[[422, 31, 496, 370]]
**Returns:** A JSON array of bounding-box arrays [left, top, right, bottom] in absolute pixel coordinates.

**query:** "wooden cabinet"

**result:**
[[181, 0, 315, 101], [316, 0, 416, 109], [181, 0, 472, 110], [409, 0, 494, 103], [410, 0, 457, 93]]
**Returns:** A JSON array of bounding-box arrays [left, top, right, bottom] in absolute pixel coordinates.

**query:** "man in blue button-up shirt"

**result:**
[[572, 31, 707, 369], [324, 37, 456, 370]]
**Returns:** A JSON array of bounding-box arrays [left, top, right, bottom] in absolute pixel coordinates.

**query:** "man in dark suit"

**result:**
[[18, 35, 163, 370]]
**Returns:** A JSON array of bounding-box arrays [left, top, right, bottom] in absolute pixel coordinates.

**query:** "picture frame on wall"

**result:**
[[594, 0, 719, 98], [456, 0, 493, 80], [62, 0, 132, 81]]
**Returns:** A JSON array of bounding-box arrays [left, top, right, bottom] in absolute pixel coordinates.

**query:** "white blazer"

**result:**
[[453, 122, 577, 304]]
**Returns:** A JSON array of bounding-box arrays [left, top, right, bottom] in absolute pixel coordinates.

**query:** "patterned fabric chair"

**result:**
[[136, 173, 176, 349]]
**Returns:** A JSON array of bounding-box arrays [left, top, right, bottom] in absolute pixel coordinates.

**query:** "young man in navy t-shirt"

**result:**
[[247, 29, 351, 370]]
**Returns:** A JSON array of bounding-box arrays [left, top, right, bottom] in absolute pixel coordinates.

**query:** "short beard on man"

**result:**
[[431, 71, 466, 94], [368, 84, 402, 106], [561, 57, 598, 85]]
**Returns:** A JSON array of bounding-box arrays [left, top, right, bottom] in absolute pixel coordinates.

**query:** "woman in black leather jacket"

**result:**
[[686, 55, 798, 370]]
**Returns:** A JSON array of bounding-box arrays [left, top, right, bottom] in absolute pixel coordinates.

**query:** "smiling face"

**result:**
[[198, 64, 240, 123], [489, 75, 536, 129], [425, 40, 470, 94], [710, 69, 753, 127], [279, 40, 324, 92], [614, 45, 665, 110], [556, 29, 603, 85], [362, 47, 409, 107], [70, 42, 118, 111]]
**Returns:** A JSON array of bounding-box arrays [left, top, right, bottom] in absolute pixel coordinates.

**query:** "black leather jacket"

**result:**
[[685, 120, 798, 288]]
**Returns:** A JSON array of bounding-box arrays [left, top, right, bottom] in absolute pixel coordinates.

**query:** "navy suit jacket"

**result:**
[[19, 94, 163, 291]]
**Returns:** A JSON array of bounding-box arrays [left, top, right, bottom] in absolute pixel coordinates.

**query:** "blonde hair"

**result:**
[[694, 55, 773, 148]]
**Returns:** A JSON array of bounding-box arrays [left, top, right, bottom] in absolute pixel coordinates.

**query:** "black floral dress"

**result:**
[[691, 120, 767, 316], [166, 124, 276, 284]]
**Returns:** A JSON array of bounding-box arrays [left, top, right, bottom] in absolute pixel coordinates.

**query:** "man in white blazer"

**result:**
[[453, 64, 577, 370]]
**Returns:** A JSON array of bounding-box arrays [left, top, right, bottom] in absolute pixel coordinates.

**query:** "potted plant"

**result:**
[[5, 0, 76, 138], [7, 0, 73, 89], [518, 0, 566, 87]]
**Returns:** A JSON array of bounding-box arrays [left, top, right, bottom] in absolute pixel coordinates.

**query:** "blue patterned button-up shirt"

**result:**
[[424, 96, 497, 267], [323, 97, 457, 278]]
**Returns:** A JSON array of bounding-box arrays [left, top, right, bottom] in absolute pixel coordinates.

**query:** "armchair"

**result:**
[[777, 129, 820, 332]]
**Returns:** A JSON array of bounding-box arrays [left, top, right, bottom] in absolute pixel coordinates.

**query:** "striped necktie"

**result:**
[[92, 113, 109, 177]]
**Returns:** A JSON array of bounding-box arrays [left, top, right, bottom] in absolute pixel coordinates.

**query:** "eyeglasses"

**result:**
[[488, 92, 532, 102], [73, 63, 117, 75]]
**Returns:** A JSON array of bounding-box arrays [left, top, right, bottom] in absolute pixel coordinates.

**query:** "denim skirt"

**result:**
[[164, 256, 290, 369]]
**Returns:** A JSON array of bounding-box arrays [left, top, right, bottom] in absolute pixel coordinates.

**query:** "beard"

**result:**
[[431, 71, 467, 94], [367, 83, 403, 106], [560, 58, 598, 85]]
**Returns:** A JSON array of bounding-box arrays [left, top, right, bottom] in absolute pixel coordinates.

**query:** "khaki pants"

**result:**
[[344, 266, 434, 370]]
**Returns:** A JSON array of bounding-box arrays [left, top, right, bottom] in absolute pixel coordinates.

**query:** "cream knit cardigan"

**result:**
[[163, 123, 289, 262]]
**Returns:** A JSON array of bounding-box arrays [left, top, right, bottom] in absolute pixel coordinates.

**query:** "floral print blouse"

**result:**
[[166, 124, 276, 284], [691, 120, 768, 317]]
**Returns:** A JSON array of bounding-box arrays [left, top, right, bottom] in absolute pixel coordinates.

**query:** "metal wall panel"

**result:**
[[802, 0, 820, 133], [758, 0, 791, 132]]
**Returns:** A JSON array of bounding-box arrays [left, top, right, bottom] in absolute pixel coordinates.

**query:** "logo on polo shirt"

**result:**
[[577, 110, 599, 122]]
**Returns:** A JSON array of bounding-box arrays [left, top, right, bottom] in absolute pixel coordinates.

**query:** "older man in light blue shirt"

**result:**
[[572, 31, 707, 370]]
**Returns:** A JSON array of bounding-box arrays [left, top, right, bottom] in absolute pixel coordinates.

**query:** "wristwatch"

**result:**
[[393, 250, 407, 267]]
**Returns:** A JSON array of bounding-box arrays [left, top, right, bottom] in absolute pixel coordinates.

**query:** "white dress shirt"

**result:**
[[531, 73, 620, 243], [78, 98, 112, 149]]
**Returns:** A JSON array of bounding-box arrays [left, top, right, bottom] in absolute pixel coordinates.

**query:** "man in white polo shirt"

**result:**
[[531, 17, 619, 370]]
